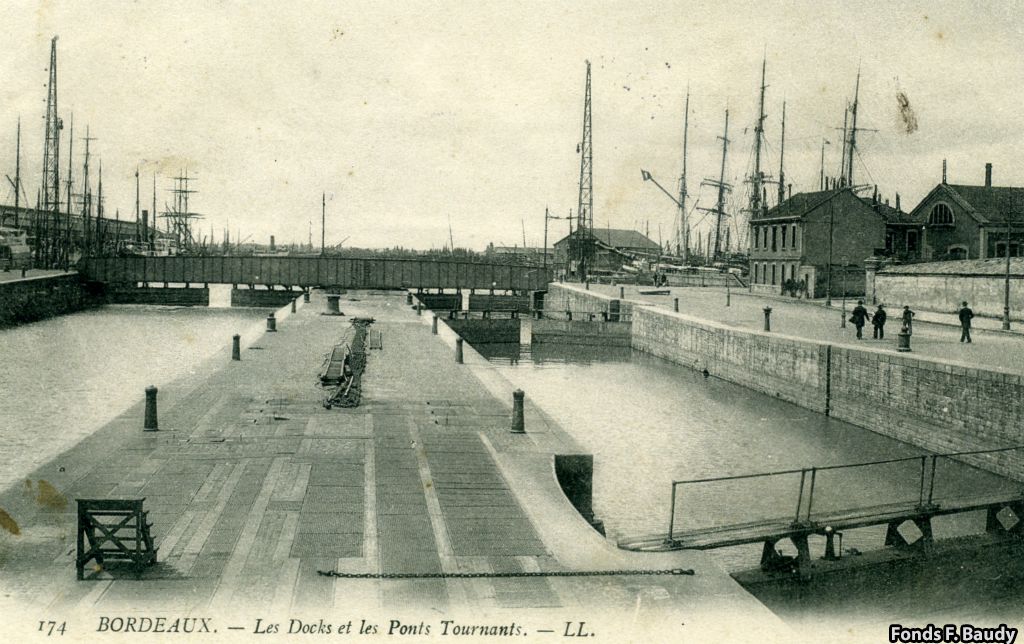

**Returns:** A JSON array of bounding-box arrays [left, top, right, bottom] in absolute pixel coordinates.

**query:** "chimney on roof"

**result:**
[[896, 193, 901, 211], [788, 184, 792, 200], [872, 186, 878, 204], [942, 159, 947, 184], [985, 163, 993, 187], [885, 198, 890, 206]]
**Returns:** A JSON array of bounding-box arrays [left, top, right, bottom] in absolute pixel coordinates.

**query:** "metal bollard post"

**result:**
[[585, 281, 590, 290], [455, 337, 464, 364], [326, 295, 340, 314], [303, 290, 310, 303], [406, 292, 413, 305], [232, 334, 241, 361], [417, 303, 422, 316], [897, 326, 912, 352], [432, 314, 438, 335], [674, 297, 679, 313], [763, 307, 772, 332], [266, 313, 277, 332], [511, 389, 525, 433], [619, 286, 625, 299], [144, 386, 158, 431], [291, 298, 297, 313]]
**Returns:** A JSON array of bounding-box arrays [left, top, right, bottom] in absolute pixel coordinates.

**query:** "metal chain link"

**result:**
[[317, 568, 694, 579]]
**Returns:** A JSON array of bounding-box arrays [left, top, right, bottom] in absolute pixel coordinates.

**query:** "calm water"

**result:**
[[475, 342, 1019, 571], [0, 304, 269, 493]]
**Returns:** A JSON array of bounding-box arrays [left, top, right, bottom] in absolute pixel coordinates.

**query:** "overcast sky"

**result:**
[[1, 1, 1022, 251]]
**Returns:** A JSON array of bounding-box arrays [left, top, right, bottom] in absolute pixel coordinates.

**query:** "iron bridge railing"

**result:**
[[664, 445, 1024, 544]]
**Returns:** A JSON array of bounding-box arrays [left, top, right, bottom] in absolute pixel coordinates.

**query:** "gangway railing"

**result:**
[[663, 445, 1024, 547], [617, 445, 1024, 577]]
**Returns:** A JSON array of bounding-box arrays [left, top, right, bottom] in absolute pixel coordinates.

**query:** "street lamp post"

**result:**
[[1003, 212, 1012, 330], [825, 199, 834, 307], [840, 256, 847, 328]]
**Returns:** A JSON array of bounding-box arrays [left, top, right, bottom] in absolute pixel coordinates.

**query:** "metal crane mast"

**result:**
[[677, 88, 690, 262], [575, 60, 593, 280], [41, 36, 63, 265]]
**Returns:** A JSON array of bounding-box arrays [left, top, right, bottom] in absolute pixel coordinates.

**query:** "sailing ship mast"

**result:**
[[777, 102, 786, 206], [676, 88, 691, 262], [698, 109, 731, 261], [749, 58, 768, 217]]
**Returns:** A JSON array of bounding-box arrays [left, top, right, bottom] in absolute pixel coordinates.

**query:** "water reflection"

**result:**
[[473, 339, 1017, 573], [0, 305, 269, 492], [473, 342, 633, 366]]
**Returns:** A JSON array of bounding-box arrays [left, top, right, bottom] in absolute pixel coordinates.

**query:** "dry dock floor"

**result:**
[[0, 291, 783, 642]]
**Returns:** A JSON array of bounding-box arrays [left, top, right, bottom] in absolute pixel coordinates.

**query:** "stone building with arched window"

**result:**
[[908, 163, 1024, 261]]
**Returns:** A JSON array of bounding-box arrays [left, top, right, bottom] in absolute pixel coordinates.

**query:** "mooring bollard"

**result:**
[[432, 314, 438, 335], [673, 297, 679, 313], [897, 326, 912, 352], [291, 298, 297, 313], [416, 303, 422, 316], [144, 386, 158, 431], [511, 389, 525, 433], [232, 334, 241, 361], [303, 290, 310, 303], [267, 313, 277, 332], [455, 337, 464, 364], [406, 292, 413, 305], [763, 306, 772, 332], [326, 294, 340, 314], [585, 281, 590, 290]]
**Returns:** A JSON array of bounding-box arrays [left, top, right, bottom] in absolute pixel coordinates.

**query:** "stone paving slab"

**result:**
[[0, 289, 786, 643]]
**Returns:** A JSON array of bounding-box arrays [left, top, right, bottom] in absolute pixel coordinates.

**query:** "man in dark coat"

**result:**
[[850, 300, 868, 339], [958, 301, 974, 343], [902, 305, 915, 336], [872, 304, 887, 339]]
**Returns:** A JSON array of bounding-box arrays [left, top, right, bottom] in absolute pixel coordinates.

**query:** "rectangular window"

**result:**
[[755, 264, 761, 283], [771, 226, 778, 252], [781, 226, 787, 249], [753, 226, 759, 249], [771, 263, 777, 285], [907, 230, 919, 253], [792, 224, 798, 250]]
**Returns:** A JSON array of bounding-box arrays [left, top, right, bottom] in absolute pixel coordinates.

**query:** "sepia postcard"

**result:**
[[1, 2, 1023, 643]]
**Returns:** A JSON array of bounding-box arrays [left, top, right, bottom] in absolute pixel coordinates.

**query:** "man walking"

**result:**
[[958, 301, 974, 343], [902, 305, 915, 336], [872, 304, 887, 339], [850, 300, 868, 340]]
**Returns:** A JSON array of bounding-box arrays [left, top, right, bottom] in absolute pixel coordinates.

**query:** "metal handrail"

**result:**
[[665, 445, 1024, 544]]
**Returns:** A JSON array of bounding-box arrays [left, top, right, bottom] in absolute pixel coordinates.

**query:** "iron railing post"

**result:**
[[918, 455, 927, 508], [927, 455, 939, 506], [667, 483, 678, 544], [794, 469, 807, 524], [805, 468, 818, 522]]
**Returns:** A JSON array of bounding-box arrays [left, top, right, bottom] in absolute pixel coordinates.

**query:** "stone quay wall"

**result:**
[[872, 259, 1024, 319], [544, 283, 632, 319], [0, 273, 102, 327], [632, 306, 830, 414], [231, 287, 300, 308]]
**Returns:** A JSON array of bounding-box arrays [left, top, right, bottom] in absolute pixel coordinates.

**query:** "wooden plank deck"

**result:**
[[619, 491, 1024, 552]]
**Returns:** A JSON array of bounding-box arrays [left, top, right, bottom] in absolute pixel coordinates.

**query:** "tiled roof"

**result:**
[[558, 228, 660, 250], [880, 257, 1024, 275], [857, 197, 914, 224], [943, 185, 1024, 225], [754, 189, 843, 220]]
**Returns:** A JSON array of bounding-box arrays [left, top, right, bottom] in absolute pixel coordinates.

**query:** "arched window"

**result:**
[[928, 203, 954, 226]]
